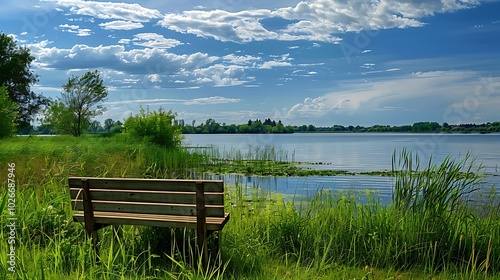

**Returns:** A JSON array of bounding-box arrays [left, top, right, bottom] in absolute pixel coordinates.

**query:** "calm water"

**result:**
[[183, 133, 500, 201]]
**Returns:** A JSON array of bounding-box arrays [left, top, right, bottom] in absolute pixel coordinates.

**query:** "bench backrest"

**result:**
[[68, 177, 225, 217]]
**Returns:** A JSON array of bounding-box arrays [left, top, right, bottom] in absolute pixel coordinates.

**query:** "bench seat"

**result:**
[[73, 211, 230, 231]]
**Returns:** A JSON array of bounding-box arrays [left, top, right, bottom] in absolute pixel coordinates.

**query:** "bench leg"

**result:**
[[85, 227, 100, 261], [82, 178, 100, 262], [214, 230, 222, 267], [196, 182, 208, 270], [215, 230, 221, 253], [197, 231, 208, 270], [205, 230, 222, 269], [91, 230, 99, 254]]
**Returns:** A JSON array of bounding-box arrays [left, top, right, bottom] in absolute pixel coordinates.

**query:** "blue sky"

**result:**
[[2, 0, 500, 126]]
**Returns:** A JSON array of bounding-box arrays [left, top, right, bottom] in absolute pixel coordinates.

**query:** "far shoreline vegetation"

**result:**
[[25, 117, 500, 135]]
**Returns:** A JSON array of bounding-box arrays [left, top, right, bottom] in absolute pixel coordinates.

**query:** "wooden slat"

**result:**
[[69, 188, 224, 205], [73, 212, 230, 231], [71, 200, 225, 217], [68, 177, 224, 192]]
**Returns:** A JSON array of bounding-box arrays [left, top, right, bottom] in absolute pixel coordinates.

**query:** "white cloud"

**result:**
[[147, 74, 161, 83], [99, 20, 144, 30], [191, 64, 250, 86], [56, 23, 93, 36], [288, 96, 353, 118], [157, 0, 478, 43], [284, 70, 496, 123], [29, 42, 218, 75], [132, 33, 182, 49], [76, 28, 92, 36], [260, 61, 292, 69], [28, 41, 263, 88], [158, 9, 278, 43], [222, 54, 261, 65], [362, 68, 402, 75], [52, 0, 161, 22], [104, 96, 241, 106], [118, 38, 131, 44], [361, 63, 375, 69], [58, 24, 79, 30], [184, 96, 242, 105]]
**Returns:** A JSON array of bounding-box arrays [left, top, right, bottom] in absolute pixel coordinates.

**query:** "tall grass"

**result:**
[[1, 136, 499, 279], [391, 149, 487, 272]]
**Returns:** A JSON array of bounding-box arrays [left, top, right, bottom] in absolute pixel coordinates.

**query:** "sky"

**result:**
[[1, 0, 500, 127]]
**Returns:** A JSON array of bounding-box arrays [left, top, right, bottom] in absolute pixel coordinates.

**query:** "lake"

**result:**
[[182, 133, 500, 202]]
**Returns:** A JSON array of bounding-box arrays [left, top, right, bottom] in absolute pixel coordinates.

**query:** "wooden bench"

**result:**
[[68, 177, 230, 268]]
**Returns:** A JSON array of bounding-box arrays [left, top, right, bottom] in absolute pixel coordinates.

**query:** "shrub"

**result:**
[[124, 106, 183, 148], [110, 123, 123, 134]]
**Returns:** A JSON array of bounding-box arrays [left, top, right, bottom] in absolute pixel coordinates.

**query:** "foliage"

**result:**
[[124, 106, 183, 148], [181, 118, 294, 134], [0, 33, 48, 130], [300, 121, 500, 133], [43, 101, 82, 136], [0, 86, 19, 138], [392, 149, 482, 215], [43, 70, 108, 136], [391, 150, 487, 270]]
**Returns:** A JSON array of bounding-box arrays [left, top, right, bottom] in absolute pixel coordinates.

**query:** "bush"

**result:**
[[124, 106, 183, 148], [110, 123, 123, 134]]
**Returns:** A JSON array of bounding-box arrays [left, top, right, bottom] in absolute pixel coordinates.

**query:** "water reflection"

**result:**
[[206, 173, 497, 206], [185, 133, 500, 204], [207, 173, 395, 204], [184, 133, 500, 176]]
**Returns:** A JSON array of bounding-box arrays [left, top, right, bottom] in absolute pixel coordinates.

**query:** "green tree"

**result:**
[[412, 122, 440, 133], [44, 70, 108, 136], [0, 86, 19, 138], [104, 118, 115, 132], [43, 101, 80, 135], [0, 33, 48, 130], [239, 124, 249, 133], [89, 120, 104, 133]]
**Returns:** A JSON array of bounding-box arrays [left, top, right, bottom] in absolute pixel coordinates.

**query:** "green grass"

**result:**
[[1, 135, 499, 279]]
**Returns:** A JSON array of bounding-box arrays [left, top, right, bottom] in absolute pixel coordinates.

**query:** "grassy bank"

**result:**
[[1, 135, 499, 279]]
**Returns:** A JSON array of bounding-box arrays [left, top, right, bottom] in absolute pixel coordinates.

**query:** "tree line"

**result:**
[[179, 118, 294, 134], [294, 121, 500, 134]]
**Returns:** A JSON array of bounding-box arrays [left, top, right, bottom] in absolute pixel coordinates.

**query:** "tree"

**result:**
[[0, 33, 48, 130], [43, 70, 108, 136], [104, 118, 115, 132], [89, 120, 104, 133], [0, 86, 19, 138]]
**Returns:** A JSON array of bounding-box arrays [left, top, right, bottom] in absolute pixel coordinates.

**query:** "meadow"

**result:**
[[1, 134, 499, 279]]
